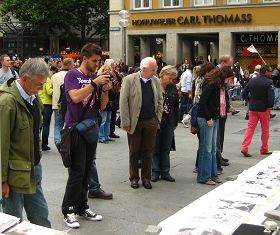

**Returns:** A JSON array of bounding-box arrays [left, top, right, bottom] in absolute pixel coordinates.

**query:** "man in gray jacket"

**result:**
[[120, 57, 163, 190]]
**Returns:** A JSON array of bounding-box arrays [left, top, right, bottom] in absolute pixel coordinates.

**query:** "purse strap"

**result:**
[[67, 93, 94, 124]]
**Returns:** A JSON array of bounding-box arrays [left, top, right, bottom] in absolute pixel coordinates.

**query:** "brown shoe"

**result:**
[[142, 181, 152, 189], [212, 178, 223, 183], [205, 180, 216, 185], [261, 151, 272, 155], [130, 180, 139, 189], [241, 151, 252, 157], [88, 189, 113, 200]]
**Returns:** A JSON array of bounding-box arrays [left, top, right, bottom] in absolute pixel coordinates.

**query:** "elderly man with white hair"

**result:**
[[120, 57, 163, 190]]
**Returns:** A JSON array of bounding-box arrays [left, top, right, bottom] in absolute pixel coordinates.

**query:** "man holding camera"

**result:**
[[61, 43, 112, 228]]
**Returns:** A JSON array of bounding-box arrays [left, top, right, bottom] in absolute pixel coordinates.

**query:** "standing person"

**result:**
[[51, 58, 74, 150], [0, 54, 19, 85], [120, 57, 163, 190], [61, 43, 112, 228], [0, 58, 51, 227], [196, 68, 223, 185], [240, 70, 251, 120], [178, 66, 192, 122], [151, 66, 179, 182], [241, 65, 275, 157], [272, 64, 280, 110], [38, 71, 55, 151]]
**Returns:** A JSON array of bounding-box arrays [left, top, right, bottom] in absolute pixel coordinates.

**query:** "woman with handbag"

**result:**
[[151, 65, 179, 182]]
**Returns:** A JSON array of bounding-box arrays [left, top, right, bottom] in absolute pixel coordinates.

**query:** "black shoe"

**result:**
[[142, 181, 152, 189], [88, 189, 113, 200], [130, 180, 139, 189], [221, 157, 229, 162], [217, 168, 223, 175], [56, 143, 61, 152], [270, 114, 276, 119], [221, 161, 230, 166], [106, 138, 115, 142], [151, 176, 160, 182], [232, 110, 240, 115], [109, 133, 120, 138], [138, 160, 142, 169], [161, 175, 175, 182], [99, 140, 107, 144], [42, 146, 51, 151], [245, 115, 249, 120]]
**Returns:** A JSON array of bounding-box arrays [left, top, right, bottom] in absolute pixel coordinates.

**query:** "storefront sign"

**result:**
[[132, 14, 252, 26], [236, 33, 278, 44]]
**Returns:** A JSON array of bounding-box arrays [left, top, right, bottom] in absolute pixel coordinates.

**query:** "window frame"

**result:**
[[133, 0, 152, 9], [162, 0, 182, 8], [193, 0, 214, 6], [227, 0, 248, 5]]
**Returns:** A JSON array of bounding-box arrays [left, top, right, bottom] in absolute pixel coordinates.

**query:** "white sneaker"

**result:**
[[77, 209, 103, 221], [64, 213, 80, 228]]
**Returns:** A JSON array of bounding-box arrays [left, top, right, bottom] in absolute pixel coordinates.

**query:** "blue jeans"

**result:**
[[2, 163, 51, 228], [54, 109, 64, 145], [179, 92, 190, 121], [274, 88, 280, 109], [42, 104, 53, 147], [88, 160, 101, 193], [197, 117, 218, 183], [99, 111, 111, 141], [152, 121, 174, 177]]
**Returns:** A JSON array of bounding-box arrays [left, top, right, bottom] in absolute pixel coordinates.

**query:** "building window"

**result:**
[[163, 0, 181, 7], [194, 0, 213, 6], [263, 0, 280, 2], [134, 0, 151, 9], [227, 0, 247, 4]]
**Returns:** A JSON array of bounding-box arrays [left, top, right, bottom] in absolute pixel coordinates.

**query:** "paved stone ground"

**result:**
[[39, 101, 279, 235]]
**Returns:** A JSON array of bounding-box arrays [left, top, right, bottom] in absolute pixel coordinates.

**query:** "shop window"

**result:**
[[227, 0, 247, 4], [194, 0, 213, 6], [163, 0, 181, 7], [134, 0, 151, 9]]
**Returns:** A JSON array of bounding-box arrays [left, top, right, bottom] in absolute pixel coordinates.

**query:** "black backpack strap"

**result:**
[[11, 69, 17, 80]]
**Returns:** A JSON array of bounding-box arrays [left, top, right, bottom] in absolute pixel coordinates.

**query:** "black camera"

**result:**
[[106, 71, 118, 86]]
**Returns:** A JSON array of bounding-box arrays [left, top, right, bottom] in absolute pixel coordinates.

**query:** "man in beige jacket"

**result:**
[[120, 57, 163, 189]]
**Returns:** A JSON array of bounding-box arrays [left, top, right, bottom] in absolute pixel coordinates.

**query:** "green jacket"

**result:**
[[0, 80, 43, 194]]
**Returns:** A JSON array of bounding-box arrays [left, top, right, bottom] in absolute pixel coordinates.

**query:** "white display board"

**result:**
[[158, 151, 280, 235]]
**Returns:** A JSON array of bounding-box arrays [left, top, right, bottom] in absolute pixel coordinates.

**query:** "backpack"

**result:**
[[58, 84, 67, 121], [11, 69, 17, 80]]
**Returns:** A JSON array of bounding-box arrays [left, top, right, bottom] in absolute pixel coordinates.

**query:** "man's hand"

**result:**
[[207, 119, 213, 127], [123, 125, 131, 132], [2, 182, 10, 198], [93, 75, 110, 86], [102, 81, 113, 92]]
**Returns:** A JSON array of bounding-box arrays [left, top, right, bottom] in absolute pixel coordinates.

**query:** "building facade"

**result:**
[[109, 0, 280, 69]]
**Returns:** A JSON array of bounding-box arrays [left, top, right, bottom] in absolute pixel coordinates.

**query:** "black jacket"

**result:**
[[198, 82, 220, 121], [162, 83, 179, 128], [272, 68, 280, 88], [242, 74, 275, 112]]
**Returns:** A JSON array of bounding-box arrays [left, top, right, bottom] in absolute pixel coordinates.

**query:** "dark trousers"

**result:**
[[127, 117, 158, 182], [62, 131, 97, 215], [216, 116, 227, 168], [110, 109, 117, 135], [152, 121, 174, 177], [42, 104, 53, 147], [179, 92, 190, 121]]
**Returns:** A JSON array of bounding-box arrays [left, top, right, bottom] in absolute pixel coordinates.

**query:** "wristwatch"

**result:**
[[91, 80, 98, 90]]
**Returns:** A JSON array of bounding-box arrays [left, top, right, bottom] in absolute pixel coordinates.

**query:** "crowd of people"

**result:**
[[0, 46, 279, 230]]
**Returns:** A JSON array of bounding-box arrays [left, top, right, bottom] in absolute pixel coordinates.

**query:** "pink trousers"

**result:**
[[241, 110, 270, 154]]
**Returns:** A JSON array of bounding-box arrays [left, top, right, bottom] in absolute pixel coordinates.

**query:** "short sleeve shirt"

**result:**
[[64, 68, 99, 127]]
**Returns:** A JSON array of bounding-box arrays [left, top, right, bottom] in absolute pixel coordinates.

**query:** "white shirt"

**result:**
[[180, 69, 192, 93]]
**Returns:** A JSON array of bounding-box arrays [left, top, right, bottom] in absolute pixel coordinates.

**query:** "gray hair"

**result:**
[[140, 57, 156, 70], [19, 58, 49, 79]]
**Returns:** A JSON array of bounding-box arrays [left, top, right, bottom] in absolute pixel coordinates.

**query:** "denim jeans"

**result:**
[[152, 121, 174, 178], [54, 109, 64, 145], [2, 163, 51, 228], [274, 88, 280, 109], [197, 117, 218, 183], [99, 111, 111, 141], [88, 160, 101, 193], [42, 104, 53, 147]]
